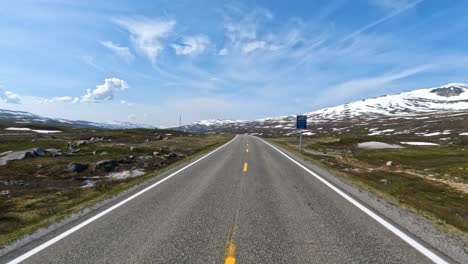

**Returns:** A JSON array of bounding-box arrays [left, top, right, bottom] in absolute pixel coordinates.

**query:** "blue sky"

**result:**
[[0, 0, 467, 127]]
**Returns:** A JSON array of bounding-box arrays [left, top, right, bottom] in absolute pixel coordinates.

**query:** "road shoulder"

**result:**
[[262, 136, 467, 264]]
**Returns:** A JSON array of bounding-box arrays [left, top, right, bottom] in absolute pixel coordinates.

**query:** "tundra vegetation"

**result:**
[[268, 133, 468, 235], [0, 124, 232, 247]]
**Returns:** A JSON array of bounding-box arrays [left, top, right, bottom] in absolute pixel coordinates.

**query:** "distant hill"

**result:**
[[180, 83, 468, 137], [0, 109, 155, 129]]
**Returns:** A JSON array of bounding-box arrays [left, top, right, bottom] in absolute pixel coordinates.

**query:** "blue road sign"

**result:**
[[296, 115, 307, 129]]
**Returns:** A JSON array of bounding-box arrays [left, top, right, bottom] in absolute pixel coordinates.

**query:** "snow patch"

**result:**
[[357, 142, 403, 149], [400, 142, 440, 146]]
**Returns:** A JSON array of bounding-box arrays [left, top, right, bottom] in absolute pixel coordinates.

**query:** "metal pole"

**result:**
[[299, 129, 303, 153]]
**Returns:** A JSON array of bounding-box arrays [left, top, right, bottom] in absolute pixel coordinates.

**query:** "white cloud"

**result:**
[[225, 23, 257, 43], [39, 96, 79, 104], [218, 48, 228, 56], [223, 7, 273, 44], [114, 17, 175, 63], [100, 41, 134, 62], [35, 78, 129, 104], [242, 41, 266, 53], [172, 35, 209, 56], [82, 78, 129, 102], [0, 89, 21, 104], [242, 40, 280, 54]]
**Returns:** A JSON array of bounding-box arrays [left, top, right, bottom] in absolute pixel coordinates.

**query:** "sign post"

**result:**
[[296, 115, 307, 153]]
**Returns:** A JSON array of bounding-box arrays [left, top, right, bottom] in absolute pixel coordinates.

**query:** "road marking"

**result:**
[[6, 136, 238, 264], [246, 148, 249, 153], [258, 137, 449, 264], [243, 162, 248, 172], [224, 242, 236, 264]]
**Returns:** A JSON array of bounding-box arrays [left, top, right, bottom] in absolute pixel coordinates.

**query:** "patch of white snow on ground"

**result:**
[[460, 132, 468, 136], [357, 142, 403, 149], [5, 127, 62, 133], [31, 129, 62, 134], [5, 127, 31, 131], [400, 142, 440, 146], [368, 129, 395, 136]]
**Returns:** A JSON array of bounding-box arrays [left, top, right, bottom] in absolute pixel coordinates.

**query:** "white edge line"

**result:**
[[7, 136, 238, 264], [257, 137, 448, 264]]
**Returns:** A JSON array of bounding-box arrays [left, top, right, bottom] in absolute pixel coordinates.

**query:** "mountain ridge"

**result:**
[[180, 83, 468, 136], [0, 109, 155, 129]]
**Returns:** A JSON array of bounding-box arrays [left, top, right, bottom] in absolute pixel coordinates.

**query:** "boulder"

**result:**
[[33, 148, 46, 156], [164, 152, 177, 158], [0, 149, 36, 165], [96, 160, 118, 171], [46, 148, 62, 156], [76, 140, 88, 146], [66, 163, 88, 173]]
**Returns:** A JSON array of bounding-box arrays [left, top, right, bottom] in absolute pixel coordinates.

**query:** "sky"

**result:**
[[0, 0, 468, 127]]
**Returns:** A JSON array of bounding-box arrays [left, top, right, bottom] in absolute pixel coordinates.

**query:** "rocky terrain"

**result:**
[[0, 126, 231, 247]]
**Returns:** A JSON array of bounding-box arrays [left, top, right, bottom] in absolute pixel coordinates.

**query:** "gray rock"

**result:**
[[137, 155, 153, 161], [430, 86, 464, 97], [33, 148, 46, 156], [164, 152, 177, 158], [152, 152, 160, 156], [76, 140, 88, 146], [0, 148, 42, 165], [95, 160, 118, 171], [46, 148, 62, 156], [0, 151, 13, 157], [386, 161, 394, 167], [66, 163, 88, 173]]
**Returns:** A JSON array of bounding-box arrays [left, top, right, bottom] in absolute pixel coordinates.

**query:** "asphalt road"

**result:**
[[2, 135, 450, 263]]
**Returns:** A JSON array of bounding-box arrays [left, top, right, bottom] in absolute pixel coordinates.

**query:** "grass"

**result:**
[[267, 135, 468, 234], [0, 128, 233, 248]]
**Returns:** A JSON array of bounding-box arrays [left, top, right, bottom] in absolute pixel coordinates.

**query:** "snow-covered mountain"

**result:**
[[0, 109, 155, 129], [180, 83, 468, 136]]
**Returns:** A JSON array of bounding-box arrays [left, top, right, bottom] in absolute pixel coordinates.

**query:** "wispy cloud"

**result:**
[[342, 0, 423, 41], [370, 0, 419, 11], [172, 35, 209, 56], [39, 96, 80, 104], [100, 41, 134, 62], [114, 17, 176, 63], [0, 89, 21, 104], [315, 64, 433, 105]]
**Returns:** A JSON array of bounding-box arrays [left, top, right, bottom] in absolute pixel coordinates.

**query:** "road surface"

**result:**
[[2, 135, 450, 263]]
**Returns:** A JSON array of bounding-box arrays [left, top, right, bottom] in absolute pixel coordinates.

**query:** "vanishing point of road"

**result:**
[[2, 135, 451, 264]]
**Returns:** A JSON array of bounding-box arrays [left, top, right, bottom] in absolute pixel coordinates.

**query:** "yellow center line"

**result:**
[[224, 242, 236, 264], [243, 162, 248, 172]]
